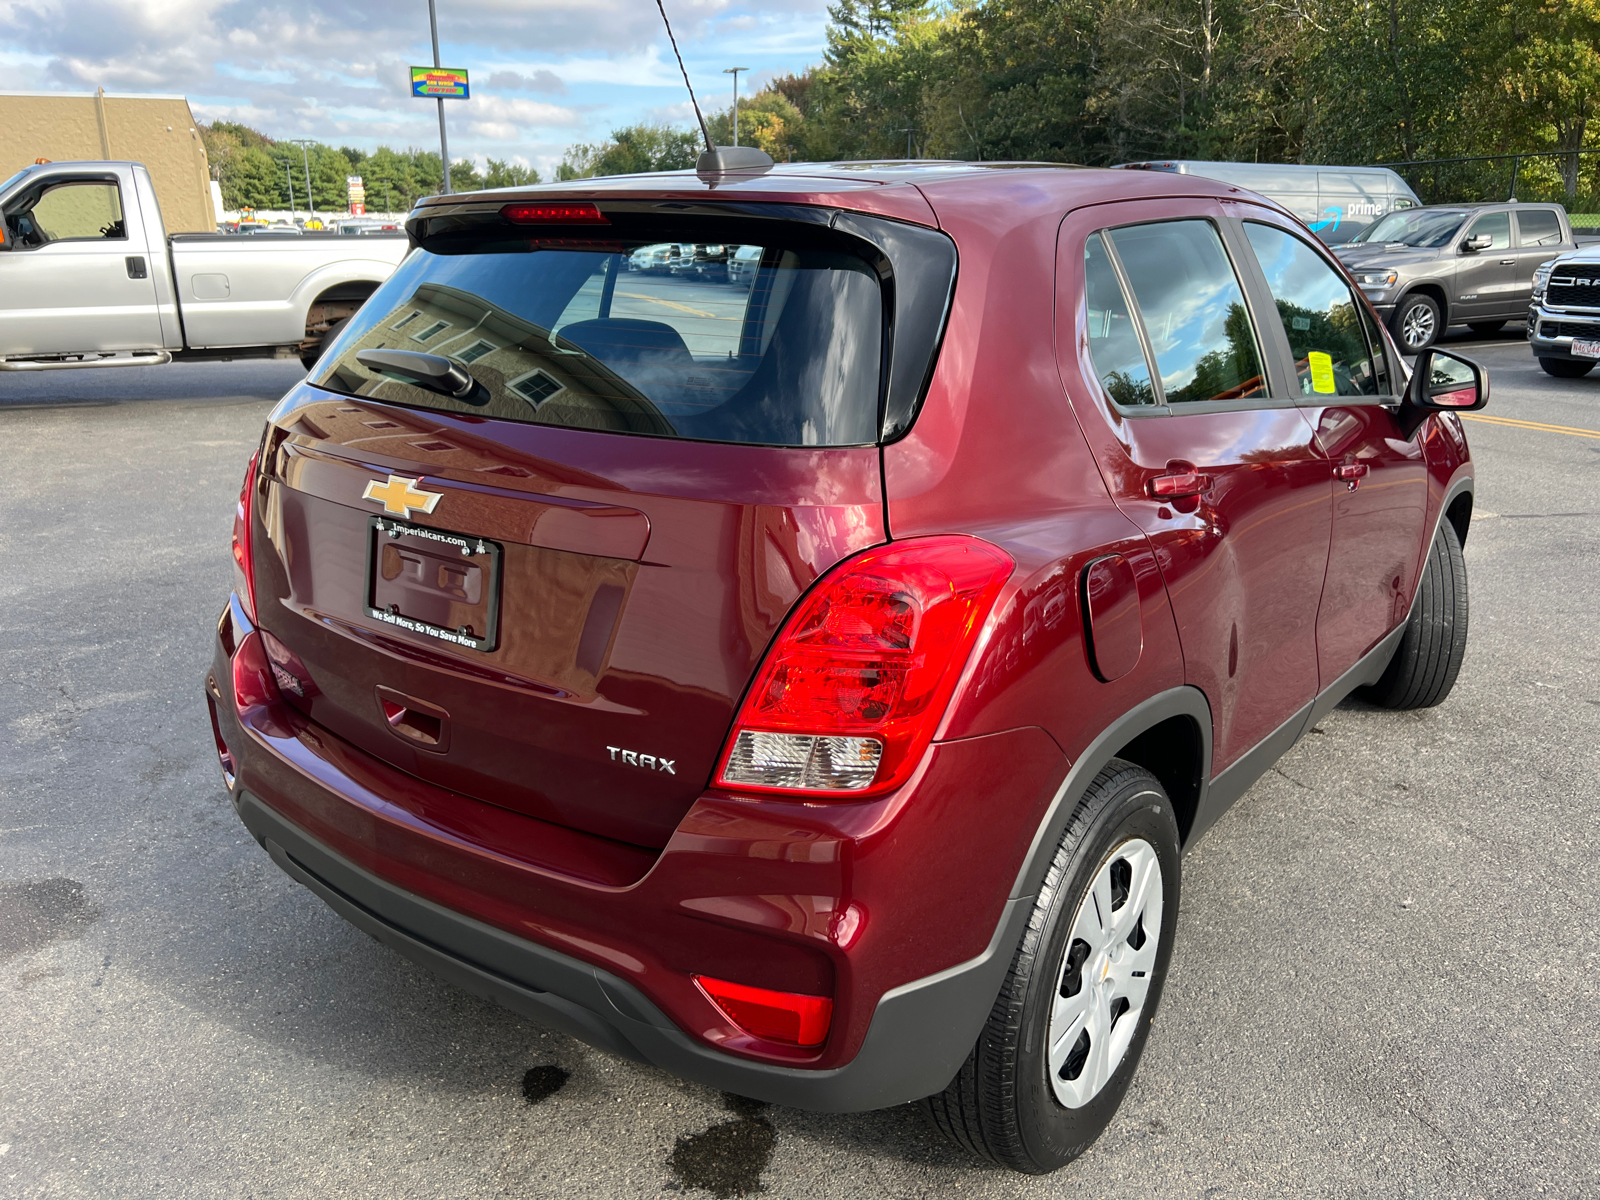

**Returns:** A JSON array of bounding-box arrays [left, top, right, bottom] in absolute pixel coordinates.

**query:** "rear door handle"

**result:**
[[1147, 470, 1212, 499], [1336, 462, 1369, 490], [1499, 258, 1516, 265]]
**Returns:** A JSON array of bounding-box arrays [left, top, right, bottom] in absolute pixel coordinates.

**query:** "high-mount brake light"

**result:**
[[231, 451, 259, 623], [695, 976, 833, 1047], [715, 536, 1014, 797], [500, 202, 607, 225]]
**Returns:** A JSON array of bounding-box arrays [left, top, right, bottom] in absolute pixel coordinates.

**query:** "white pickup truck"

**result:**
[[0, 160, 409, 371]]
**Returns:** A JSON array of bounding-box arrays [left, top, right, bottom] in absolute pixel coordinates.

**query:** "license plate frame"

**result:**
[[364, 516, 502, 653], [1571, 338, 1600, 359]]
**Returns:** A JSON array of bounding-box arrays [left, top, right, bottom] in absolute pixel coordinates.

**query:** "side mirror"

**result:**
[[1401, 348, 1487, 435], [1461, 234, 1493, 252]]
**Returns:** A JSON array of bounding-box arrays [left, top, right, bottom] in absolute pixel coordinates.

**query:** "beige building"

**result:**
[[0, 90, 215, 233]]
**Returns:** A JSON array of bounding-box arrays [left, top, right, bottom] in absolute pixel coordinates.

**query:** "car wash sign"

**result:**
[[411, 67, 470, 99]]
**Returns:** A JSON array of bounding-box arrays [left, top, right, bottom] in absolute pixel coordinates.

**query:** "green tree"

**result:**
[[557, 124, 701, 178]]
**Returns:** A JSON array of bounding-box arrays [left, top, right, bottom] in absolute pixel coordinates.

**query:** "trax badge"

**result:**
[[607, 746, 676, 774], [363, 475, 443, 518]]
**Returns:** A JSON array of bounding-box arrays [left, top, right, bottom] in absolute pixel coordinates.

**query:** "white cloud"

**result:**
[[0, 0, 829, 171]]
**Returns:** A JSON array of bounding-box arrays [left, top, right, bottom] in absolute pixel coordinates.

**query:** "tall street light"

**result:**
[[290, 139, 317, 223], [428, 0, 452, 193], [723, 67, 749, 147]]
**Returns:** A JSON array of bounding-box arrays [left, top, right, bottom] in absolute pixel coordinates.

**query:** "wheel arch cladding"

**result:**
[[1009, 687, 1213, 902], [1110, 714, 1206, 843], [1446, 490, 1473, 547]]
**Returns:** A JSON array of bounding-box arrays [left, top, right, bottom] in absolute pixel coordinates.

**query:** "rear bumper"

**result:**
[[232, 788, 1026, 1110], [207, 598, 1059, 1111]]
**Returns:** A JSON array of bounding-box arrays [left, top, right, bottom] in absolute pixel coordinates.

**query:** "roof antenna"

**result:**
[[652, 0, 773, 180]]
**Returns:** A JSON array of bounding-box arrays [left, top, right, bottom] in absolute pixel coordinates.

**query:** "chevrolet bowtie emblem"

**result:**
[[362, 475, 443, 518]]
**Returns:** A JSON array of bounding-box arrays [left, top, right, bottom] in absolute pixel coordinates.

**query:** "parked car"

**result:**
[[208, 163, 1483, 1174], [0, 161, 410, 371], [671, 242, 730, 281], [1526, 245, 1600, 376], [728, 242, 763, 283], [629, 242, 676, 273], [1117, 160, 1421, 243], [1329, 201, 1581, 351]]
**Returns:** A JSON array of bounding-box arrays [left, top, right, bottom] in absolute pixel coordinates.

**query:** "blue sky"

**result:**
[[0, 0, 830, 177]]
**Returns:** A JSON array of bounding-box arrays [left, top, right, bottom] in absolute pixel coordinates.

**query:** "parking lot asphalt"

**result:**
[[2, 334, 1596, 1199]]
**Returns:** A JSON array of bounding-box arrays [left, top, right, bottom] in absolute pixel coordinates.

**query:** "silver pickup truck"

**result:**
[[1330, 201, 1596, 352], [0, 160, 409, 371]]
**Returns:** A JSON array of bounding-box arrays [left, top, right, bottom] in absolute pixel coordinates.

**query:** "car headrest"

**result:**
[[557, 319, 694, 366]]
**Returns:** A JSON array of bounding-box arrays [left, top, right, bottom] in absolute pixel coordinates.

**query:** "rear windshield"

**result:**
[[311, 231, 884, 447]]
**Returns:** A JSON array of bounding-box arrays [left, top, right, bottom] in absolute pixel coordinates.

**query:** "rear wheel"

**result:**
[[1391, 294, 1442, 352], [1467, 320, 1506, 335], [922, 760, 1180, 1174], [1362, 519, 1468, 709], [1539, 357, 1596, 378]]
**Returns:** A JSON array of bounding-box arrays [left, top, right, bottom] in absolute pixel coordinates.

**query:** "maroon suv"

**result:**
[[207, 163, 1486, 1172]]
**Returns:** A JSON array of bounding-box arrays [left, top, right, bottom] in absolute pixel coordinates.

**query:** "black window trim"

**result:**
[[1086, 213, 1285, 418]]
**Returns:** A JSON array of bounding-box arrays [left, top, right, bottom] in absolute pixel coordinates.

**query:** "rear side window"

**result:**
[[1243, 223, 1387, 397], [1083, 233, 1156, 407], [313, 235, 883, 447], [1103, 220, 1267, 404], [1516, 209, 1563, 247]]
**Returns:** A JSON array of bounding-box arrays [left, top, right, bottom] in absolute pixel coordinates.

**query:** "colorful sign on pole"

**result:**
[[347, 175, 366, 216], [411, 67, 470, 99]]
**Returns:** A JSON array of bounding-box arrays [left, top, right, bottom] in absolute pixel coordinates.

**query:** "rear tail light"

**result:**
[[695, 976, 832, 1047], [715, 536, 1013, 797], [259, 629, 314, 702], [231, 631, 281, 712], [231, 451, 259, 623]]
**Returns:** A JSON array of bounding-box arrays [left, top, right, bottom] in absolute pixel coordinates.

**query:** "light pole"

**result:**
[[290, 139, 317, 223], [897, 127, 918, 159], [723, 67, 748, 146], [428, 0, 452, 193]]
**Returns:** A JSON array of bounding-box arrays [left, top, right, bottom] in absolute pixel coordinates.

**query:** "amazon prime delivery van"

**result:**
[[1117, 160, 1422, 243]]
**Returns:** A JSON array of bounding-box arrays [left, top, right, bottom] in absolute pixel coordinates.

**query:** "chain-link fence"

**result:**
[[1378, 150, 1600, 228]]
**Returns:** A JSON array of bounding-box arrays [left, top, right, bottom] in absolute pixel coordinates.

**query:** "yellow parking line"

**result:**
[[1459, 413, 1600, 440], [614, 292, 740, 321]]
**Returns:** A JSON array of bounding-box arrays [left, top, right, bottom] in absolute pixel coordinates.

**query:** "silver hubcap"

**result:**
[[1401, 303, 1436, 349], [1048, 838, 1164, 1108]]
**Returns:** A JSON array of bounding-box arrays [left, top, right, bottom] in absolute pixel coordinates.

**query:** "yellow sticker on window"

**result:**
[[1308, 351, 1336, 394]]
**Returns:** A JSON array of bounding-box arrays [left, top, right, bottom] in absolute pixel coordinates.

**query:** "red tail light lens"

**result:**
[[500, 202, 607, 224], [695, 976, 832, 1048], [231, 451, 259, 623], [231, 630, 281, 712], [715, 536, 1013, 797]]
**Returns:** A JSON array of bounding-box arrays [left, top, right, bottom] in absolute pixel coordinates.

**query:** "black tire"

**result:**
[[1467, 320, 1506, 335], [1539, 357, 1596, 379], [922, 760, 1181, 1174], [1362, 519, 1468, 709], [1390, 293, 1442, 352], [299, 316, 350, 371]]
